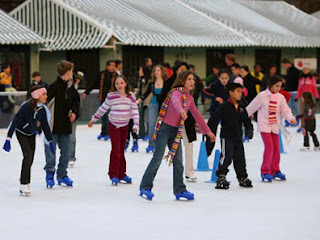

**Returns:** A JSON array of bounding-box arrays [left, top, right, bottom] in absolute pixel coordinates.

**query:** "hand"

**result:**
[[207, 132, 216, 142], [37, 121, 41, 127], [69, 112, 76, 123], [290, 119, 297, 125], [3, 139, 11, 152], [136, 98, 142, 104], [88, 120, 94, 128], [132, 127, 138, 133], [49, 141, 55, 154], [216, 97, 223, 104], [82, 93, 87, 100], [180, 110, 188, 120], [250, 115, 254, 119]]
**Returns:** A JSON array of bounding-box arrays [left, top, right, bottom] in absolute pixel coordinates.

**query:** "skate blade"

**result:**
[[20, 191, 31, 196]]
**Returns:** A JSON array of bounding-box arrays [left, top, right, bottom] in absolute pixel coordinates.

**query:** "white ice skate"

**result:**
[[19, 184, 31, 196], [186, 175, 197, 182], [69, 160, 75, 168], [300, 146, 310, 151], [314, 146, 320, 151]]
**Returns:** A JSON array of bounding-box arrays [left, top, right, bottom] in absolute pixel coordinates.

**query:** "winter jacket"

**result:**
[[295, 74, 319, 100], [243, 73, 265, 103], [284, 66, 300, 92], [202, 80, 230, 113]]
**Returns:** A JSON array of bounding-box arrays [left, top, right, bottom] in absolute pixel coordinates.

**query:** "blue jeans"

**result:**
[[288, 92, 300, 116], [148, 103, 159, 147], [44, 134, 70, 178], [140, 123, 187, 194]]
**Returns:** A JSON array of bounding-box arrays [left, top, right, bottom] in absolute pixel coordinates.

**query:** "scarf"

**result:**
[[153, 87, 187, 166], [268, 93, 278, 124]]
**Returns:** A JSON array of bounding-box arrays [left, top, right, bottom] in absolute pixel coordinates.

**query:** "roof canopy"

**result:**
[[9, 0, 320, 50], [0, 8, 46, 45]]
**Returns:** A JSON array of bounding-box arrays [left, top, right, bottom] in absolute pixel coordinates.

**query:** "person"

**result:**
[[295, 67, 319, 105], [208, 83, 253, 189], [202, 69, 230, 156], [27, 71, 49, 98], [115, 60, 123, 75], [246, 75, 297, 182], [3, 86, 55, 195], [82, 60, 117, 140], [44, 60, 80, 188], [126, 119, 139, 152], [262, 64, 277, 91], [0, 64, 17, 105], [225, 53, 236, 77], [282, 59, 301, 117], [189, 64, 204, 106], [139, 70, 215, 201], [205, 65, 219, 86], [251, 64, 264, 94], [88, 76, 139, 185], [230, 63, 241, 83], [297, 92, 320, 151], [137, 65, 169, 153]]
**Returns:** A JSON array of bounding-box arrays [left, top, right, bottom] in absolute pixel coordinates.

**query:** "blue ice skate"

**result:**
[[261, 174, 273, 182], [104, 135, 110, 141], [140, 188, 154, 200], [46, 171, 55, 188], [125, 140, 129, 151], [111, 177, 120, 186], [143, 136, 149, 141], [273, 171, 286, 180], [146, 146, 155, 153], [97, 134, 105, 140], [57, 176, 73, 187], [131, 140, 138, 152], [120, 175, 132, 184], [175, 190, 194, 200], [243, 136, 249, 142]]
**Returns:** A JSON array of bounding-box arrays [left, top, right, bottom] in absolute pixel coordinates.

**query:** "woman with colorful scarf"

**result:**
[[246, 76, 296, 182], [139, 70, 215, 201]]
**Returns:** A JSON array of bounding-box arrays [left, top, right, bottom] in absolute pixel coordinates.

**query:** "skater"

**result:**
[[44, 60, 80, 188], [246, 75, 297, 182], [88, 76, 139, 186], [208, 83, 253, 189], [139, 70, 215, 201], [297, 92, 320, 151], [126, 119, 139, 152], [3, 85, 55, 195]]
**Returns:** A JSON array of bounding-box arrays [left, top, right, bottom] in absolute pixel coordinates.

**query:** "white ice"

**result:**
[[0, 117, 319, 240]]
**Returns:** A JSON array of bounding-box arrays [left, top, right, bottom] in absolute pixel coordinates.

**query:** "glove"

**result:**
[[49, 141, 55, 154], [3, 139, 11, 152]]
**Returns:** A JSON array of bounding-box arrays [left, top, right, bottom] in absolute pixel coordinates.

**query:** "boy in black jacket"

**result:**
[[208, 83, 253, 189], [44, 60, 80, 188]]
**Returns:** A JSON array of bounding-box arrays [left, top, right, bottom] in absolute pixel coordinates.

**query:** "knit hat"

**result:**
[[233, 77, 244, 86]]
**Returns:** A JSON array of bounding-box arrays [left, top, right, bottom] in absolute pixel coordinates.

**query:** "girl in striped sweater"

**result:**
[[88, 76, 139, 186]]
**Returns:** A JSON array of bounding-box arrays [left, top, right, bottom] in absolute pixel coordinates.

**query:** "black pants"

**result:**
[[206, 112, 217, 156], [127, 119, 138, 141], [16, 131, 36, 184], [216, 138, 248, 179], [304, 118, 319, 147]]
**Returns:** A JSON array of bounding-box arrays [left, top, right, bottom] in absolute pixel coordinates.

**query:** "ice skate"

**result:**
[[243, 136, 250, 143], [111, 177, 120, 186], [238, 177, 253, 187], [261, 174, 273, 182], [185, 175, 197, 182], [175, 190, 194, 200], [46, 171, 55, 188], [273, 171, 286, 180], [215, 175, 230, 189], [97, 134, 105, 140], [57, 176, 73, 187], [19, 184, 31, 196], [146, 146, 155, 153], [104, 135, 110, 141], [120, 175, 132, 184], [131, 140, 138, 152], [125, 140, 129, 151], [300, 146, 310, 151], [314, 146, 320, 151], [140, 188, 154, 200]]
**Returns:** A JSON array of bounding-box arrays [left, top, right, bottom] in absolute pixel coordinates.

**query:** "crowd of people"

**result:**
[[1, 53, 319, 200]]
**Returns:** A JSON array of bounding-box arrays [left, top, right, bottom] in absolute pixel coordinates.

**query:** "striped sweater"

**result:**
[[91, 91, 139, 130]]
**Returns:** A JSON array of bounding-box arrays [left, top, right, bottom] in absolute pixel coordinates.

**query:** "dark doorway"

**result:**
[[206, 49, 234, 76], [255, 49, 281, 75], [122, 46, 164, 87], [67, 49, 100, 89]]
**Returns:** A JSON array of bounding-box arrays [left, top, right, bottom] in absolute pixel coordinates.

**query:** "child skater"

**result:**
[[298, 92, 320, 151], [139, 70, 215, 201], [88, 76, 139, 186], [2, 85, 55, 195], [208, 83, 253, 189], [246, 75, 297, 182], [125, 119, 139, 152]]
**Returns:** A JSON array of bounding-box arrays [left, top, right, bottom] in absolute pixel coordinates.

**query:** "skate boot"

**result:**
[[261, 174, 273, 182], [131, 140, 139, 152], [273, 171, 286, 180], [104, 135, 110, 141], [57, 176, 73, 187], [175, 190, 194, 200], [143, 136, 149, 141], [185, 175, 197, 182], [125, 140, 129, 151], [314, 146, 320, 151], [20, 184, 31, 196], [146, 146, 155, 153], [97, 134, 105, 140], [140, 188, 154, 200], [215, 175, 230, 189], [46, 171, 55, 188], [243, 136, 250, 143], [300, 146, 310, 151], [111, 177, 120, 186], [297, 128, 302, 133], [120, 175, 132, 184], [238, 177, 253, 187]]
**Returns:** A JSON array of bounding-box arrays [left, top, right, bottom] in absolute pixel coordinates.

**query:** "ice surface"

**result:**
[[0, 117, 319, 240]]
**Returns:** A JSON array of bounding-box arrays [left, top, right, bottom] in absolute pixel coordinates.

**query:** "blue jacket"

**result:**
[[7, 101, 52, 141]]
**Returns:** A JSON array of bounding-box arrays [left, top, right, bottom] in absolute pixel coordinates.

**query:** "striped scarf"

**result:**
[[153, 87, 187, 166], [268, 94, 278, 124]]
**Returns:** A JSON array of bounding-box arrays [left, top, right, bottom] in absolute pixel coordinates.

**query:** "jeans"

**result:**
[[44, 134, 70, 178], [140, 123, 187, 194], [70, 121, 77, 161], [288, 92, 300, 116], [148, 103, 159, 147]]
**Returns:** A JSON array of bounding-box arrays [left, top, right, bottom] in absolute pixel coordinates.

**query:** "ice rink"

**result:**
[[0, 118, 319, 240]]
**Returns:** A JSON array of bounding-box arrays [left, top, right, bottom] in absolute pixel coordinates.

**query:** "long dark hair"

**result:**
[[302, 92, 315, 108], [28, 85, 43, 110], [111, 75, 132, 95], [268, 75, 282, 88]]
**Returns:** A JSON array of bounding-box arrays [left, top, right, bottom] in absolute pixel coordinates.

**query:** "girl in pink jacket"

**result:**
[[246, 76, 297, 182], [295, 67, 319, 102]]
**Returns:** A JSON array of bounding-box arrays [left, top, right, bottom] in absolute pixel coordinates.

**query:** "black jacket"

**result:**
[[208, 99, 253, 141], [47, 77, 80, 135], [202, 80, 230, 113], [243, 73, 264, 103], [7, 101, 52, 141], [285, 66, 300, 92]]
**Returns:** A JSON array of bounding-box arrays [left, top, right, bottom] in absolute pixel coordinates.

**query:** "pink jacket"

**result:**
[[246, 89, 295, 134], [295, 75, 319, 100]]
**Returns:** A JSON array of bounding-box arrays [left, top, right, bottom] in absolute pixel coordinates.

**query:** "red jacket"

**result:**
[[295, 75, 319, 100], [279, 90, 291, 102]]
